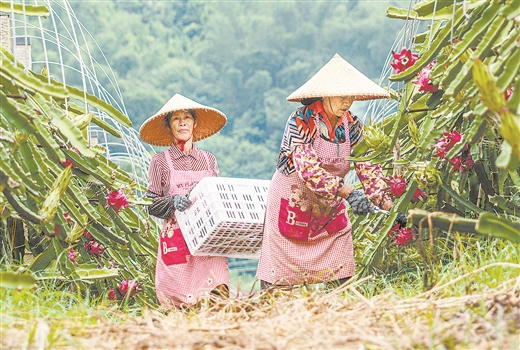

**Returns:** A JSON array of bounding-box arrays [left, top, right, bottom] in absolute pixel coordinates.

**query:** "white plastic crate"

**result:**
[[175, 177, 270, 258]]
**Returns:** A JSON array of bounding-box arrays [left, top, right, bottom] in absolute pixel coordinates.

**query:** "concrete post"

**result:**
[[0, 12, 11, 51], [14, 36, 32, 70]]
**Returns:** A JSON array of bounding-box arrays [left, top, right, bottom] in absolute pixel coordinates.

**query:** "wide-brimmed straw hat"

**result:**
[[286, 53, 390, 102], [139, 93, 227, 146]]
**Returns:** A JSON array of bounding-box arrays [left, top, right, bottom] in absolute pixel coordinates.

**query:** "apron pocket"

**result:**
[[278, 198, 311, 241], [160, 228, 191, 265], [278, 199, 349, 242], [308, 201, 348, 241]]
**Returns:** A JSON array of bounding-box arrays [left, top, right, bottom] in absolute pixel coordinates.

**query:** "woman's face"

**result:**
[[169, 110, 196, 142], [324, 96, 354, 117]]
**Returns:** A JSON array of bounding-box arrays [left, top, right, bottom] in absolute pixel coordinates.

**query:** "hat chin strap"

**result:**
[[175, 139, 187, 152], [174, 132, 194, 153]]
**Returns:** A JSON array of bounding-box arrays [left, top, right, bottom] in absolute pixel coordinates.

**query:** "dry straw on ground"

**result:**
[[3, 265, 519, 350]]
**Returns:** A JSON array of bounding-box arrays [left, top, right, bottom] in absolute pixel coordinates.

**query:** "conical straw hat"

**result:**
[[139, 93, 227, 146], [286, 53, 390, 102]]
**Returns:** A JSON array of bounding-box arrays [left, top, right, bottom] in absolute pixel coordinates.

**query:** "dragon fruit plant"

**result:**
[[0, 3, 158, 304], [351, 0, 519, 278]]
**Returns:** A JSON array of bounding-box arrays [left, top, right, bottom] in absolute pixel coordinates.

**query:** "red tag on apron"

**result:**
[[160, 228, 191, 265]]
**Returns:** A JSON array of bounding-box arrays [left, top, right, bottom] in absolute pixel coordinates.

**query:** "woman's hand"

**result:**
[[381, 199, 393, 211]]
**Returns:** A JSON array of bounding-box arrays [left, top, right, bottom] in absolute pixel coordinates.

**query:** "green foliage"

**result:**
[[0, 11, 159, 305], [3, 0, 517, 306], [352, 0, 520, 280], [1, 238, 517, 349], [0, 1, 49, 16], [53, 0, 404, 180], [1, 277, 143, 348], [0, 271, 37, 290], [409, 209, 520, 243]]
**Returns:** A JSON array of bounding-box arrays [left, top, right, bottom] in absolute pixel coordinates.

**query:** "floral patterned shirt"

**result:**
[[276, 101, 392, 206]]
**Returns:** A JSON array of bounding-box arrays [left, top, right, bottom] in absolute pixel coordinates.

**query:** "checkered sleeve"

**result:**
[[205, 151, 220, 177], [147, 154, 166, 196], [146, 154, 176, 219]]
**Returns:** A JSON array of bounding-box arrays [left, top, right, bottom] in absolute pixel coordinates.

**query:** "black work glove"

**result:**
[[346, 190, 376, 215], [395, 212, 408, 228], [172, 194, 192, 212]]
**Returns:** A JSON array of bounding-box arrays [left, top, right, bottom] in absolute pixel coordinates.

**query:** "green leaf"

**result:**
[[62, 102, 121, 138], [440, 183, 484, 213], [386, 7, 419, 20], [0, 271, 37, 290], [0, 2, 49, 17], [67, 85, 132, 127], [387, 6, 460, 20], [408, 209, 478, 232], [346, 150, 382, 162], [1, 185, 44, 224], [389, 83, 415, 150], [450, 3, 502, 62], [496, 140, 520, 171], [472, 58, 506, 114], [1, 92, 66, 164], [499, 109, 520, 161], [75, 265, 119, 280], [507, 70, 520, 115], [25, 70, 132, 127], [389, 7, 466, 82], [509, 169, 520, 188], [473, 59, 520, 162], [0, 49, 68, 98], [127, 196, 153, 205], [35, 266, 119, 281], [413, 0, 457, 17], [38, 165, 72, 223], [475, 212, 520, 243], [501, 1, 520, 20], [30, 93, 97, 158], [445, 15, 509, 97], [393, 159, 410, 165], [496, 47, 520, 92], [91, 114, 122, 138], [18, 142, 46, 188]]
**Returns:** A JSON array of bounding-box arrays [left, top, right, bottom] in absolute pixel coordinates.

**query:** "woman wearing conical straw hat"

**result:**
[[140, 93, 229, 308], [256, 54, 394, 289]]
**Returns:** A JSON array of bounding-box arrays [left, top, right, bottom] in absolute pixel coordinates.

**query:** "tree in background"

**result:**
[[65, 0, 403, 179]]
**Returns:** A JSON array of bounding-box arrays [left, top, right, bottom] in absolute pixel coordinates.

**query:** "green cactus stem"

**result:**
[[409, 209, 520, 243]]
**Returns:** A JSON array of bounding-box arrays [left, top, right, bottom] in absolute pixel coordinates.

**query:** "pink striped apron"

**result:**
[[256, 115, 355, 285], [155, 150, 229, 308]]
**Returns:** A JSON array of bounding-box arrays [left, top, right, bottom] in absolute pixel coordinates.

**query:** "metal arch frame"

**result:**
[[5, 0, 156, 196], [345, 0, 423, 186]]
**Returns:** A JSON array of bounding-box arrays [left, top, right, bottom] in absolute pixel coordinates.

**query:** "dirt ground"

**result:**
[[2, 277, 519, 350]]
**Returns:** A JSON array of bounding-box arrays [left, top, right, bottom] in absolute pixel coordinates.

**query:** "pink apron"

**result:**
[[256, 115, 355, 285], [155, 150, 229, 307]]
